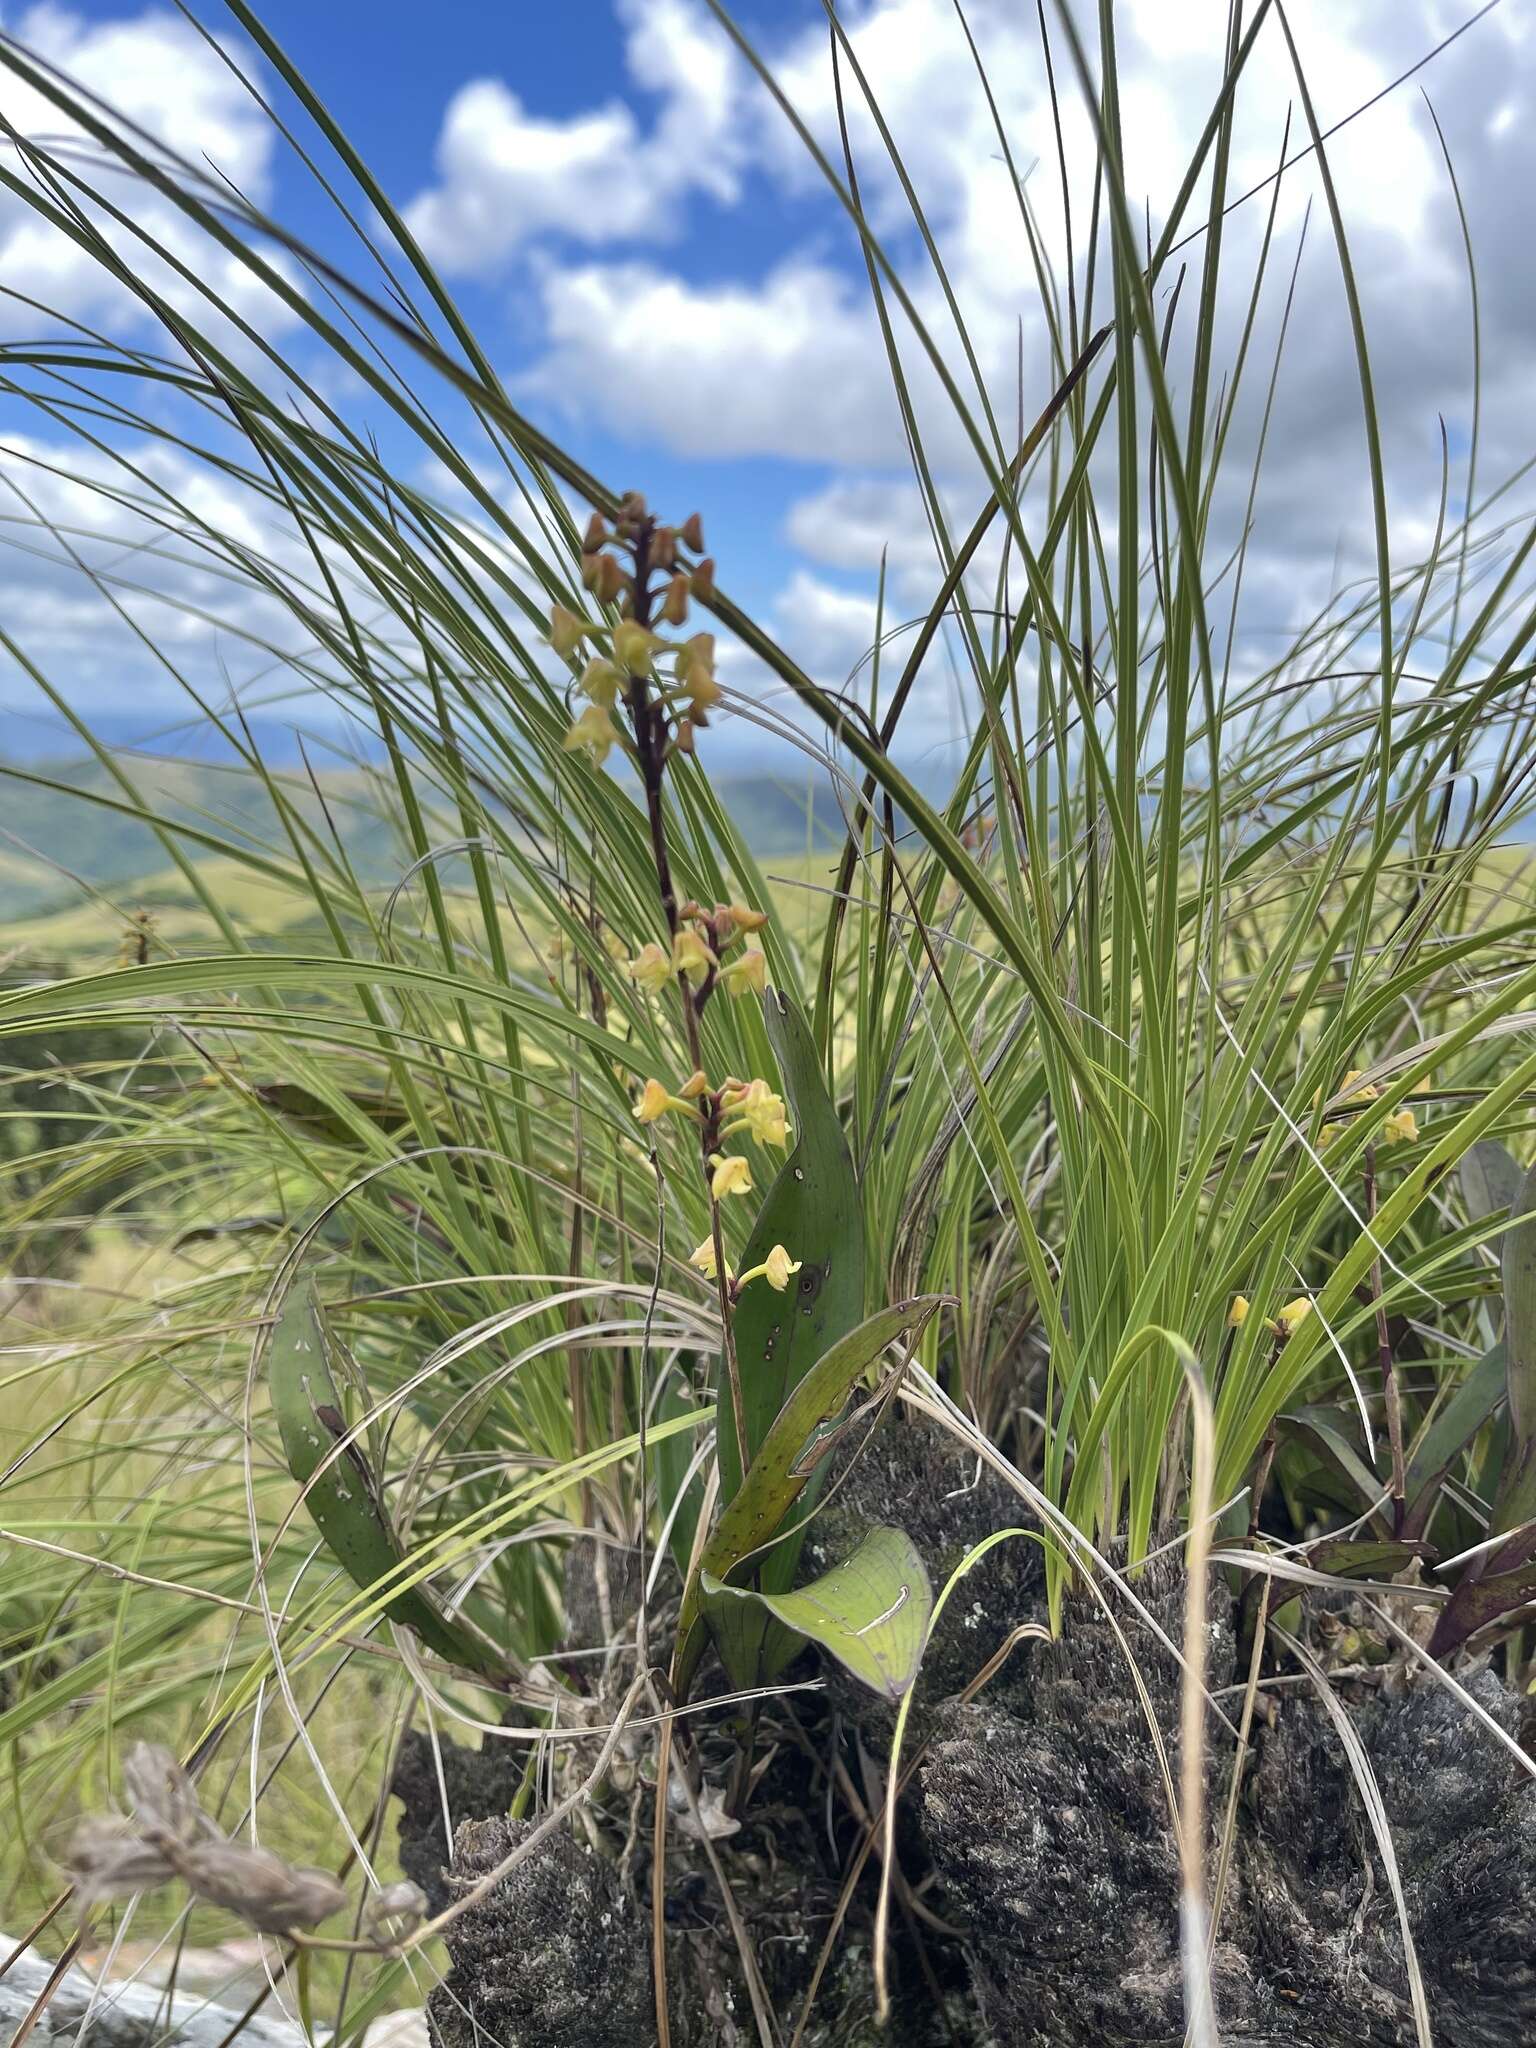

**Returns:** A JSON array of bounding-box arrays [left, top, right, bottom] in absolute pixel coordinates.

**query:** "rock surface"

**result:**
[[0, 1934, 306, 2048], [918, 1552, 1536, 2046], [399, 1746, 981, 2048], [424, 1817, 651, 2048], [1234, 1665, 1536, 2046], [390, 1729, 524, 1918], [391, 1436, 1536, 2047]]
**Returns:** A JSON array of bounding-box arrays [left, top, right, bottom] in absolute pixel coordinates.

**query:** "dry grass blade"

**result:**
[[1272, 1626, 1433, 2048]]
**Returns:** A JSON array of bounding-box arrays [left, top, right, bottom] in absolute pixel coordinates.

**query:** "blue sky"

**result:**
[[1, 1, 1532, 775], [1, 0, 894, 763]]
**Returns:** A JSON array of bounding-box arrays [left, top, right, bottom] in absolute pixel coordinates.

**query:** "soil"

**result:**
[[394, 1416, 1536, 2048]]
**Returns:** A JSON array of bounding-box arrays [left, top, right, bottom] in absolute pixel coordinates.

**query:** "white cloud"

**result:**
[[771, 569, 881, 684], [405, 0, 744, 272], [7, 0, 1536, 772], [756, 0, 1447, 254], [404, 85, 652, 268], [0, 420, 574, 731], [7, 4, 274, 191], [785, 476, 1010, 603], [519, 259, 910, 465], [505, 0, 1536, 742], [489, 0, 1499, 499], [785, 480, 924, 577], [0, 428, 307, 696], [0, 5, 297, 344]]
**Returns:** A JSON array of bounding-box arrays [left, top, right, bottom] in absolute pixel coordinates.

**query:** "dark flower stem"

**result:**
[[625, 516, 748, 1467]]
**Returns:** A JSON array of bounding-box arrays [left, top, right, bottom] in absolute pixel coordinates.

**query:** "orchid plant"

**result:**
[[548, 500, 934, 1728]]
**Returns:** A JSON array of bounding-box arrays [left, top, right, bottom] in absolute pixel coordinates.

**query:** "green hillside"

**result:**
[[0, 752, 850, 939]]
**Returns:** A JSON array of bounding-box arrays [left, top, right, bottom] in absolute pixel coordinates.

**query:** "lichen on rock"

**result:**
[[1236, 1663, 1536, 2045], [395, 1487, 1536, 2048], [390, 1728, 524, 1918], [918, 1546, 1267, 2045], [426, 1817, 652, 2048], [917, 1546, 1536, 2046]]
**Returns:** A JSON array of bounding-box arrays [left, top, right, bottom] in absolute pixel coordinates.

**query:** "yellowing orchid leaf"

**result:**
[[701, 1525, 932, 1701]]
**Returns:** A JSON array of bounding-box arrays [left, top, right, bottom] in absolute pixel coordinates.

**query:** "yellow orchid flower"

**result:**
[[561, 703, 615, 764], [1276, 1297, 1312, 1336], [709, 1153, 754, 1200], [634, 1079, 701, 1125], [613, 621, 657, 675], [672, 928, 717, 984], [549, 604, 587, 658], [1380, 1108, 1419, 1146], [682, 664, 722, 712], [689, 1236, 733, 1282], [720, 949, 767, 999], [722, 1077, 790, 1149], [762, 1244, 801, 1291], [672, 633, 720, 710], [579, 655, 623, 708], [626, 942, 672, 993], [678, 1069, 710, 1101], [635, 1080, 672, 1124], [1227, 1295, 1251, 1329], [737, 1244, 802, 1293]]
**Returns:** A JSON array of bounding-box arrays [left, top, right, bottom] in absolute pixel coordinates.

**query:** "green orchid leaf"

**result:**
[[1402, 1341, 1506, 1536], [270, 1279, 506, 1677], [718, 987, 866, 1509], [692, 1581, 803, 1695], [672, 1294, 940, 1697], [1278, 1407, 1392, 1534], [1459, 1139, 1523, 1230], [1306, 1537, 1435, 1580], [1492, 1434, 1536, 1549], [1438, 1148, 1536, 1588], [1475, 1158, 1536, 1561], [702, 1525, 933, 1701], [1500, 1159, 1536, 1450], [1429, 1163, 1536, 1653]]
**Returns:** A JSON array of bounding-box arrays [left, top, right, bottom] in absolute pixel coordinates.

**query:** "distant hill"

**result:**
[[0, 752, 855, 927], [709, 774, 850, 857], [0, 756, 396, 924]]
